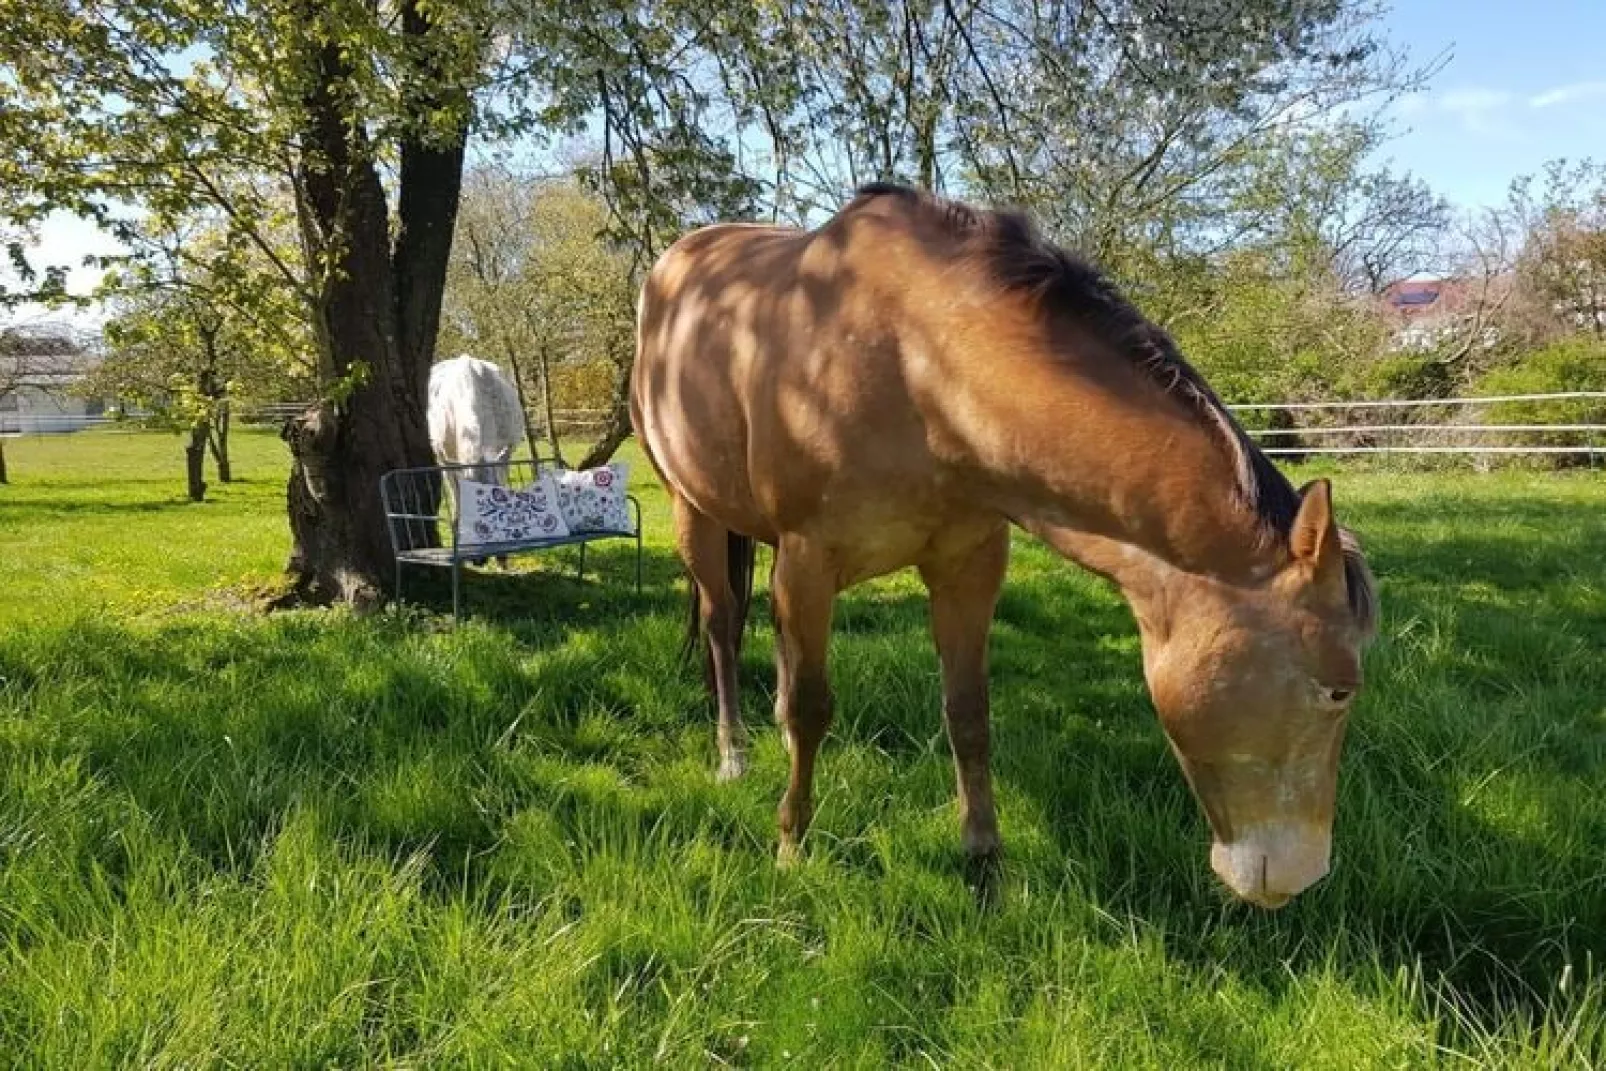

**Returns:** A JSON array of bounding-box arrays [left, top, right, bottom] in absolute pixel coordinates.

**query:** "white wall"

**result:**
[[0, 386, 103, 435]]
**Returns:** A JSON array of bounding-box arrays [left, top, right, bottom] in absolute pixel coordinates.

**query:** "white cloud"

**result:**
[[1394, 79, 1606, 140], [1430, 88, 1515, 135], [1529, 81, 1606, 109]]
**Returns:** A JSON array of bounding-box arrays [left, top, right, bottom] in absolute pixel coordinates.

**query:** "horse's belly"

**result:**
[[640, 407, 775, 541], [805, 484, 990, 588], [829, 519, 934, 585]]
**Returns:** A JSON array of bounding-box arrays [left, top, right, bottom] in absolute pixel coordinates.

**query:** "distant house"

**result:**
[[0, 328, 109, 435], [1377, 275, 1512, 353]]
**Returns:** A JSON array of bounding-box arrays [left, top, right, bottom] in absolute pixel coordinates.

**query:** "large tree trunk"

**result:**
[[186, 420, 210, 502], [279, 5, 466, 609], [208, 401, 232, 482]]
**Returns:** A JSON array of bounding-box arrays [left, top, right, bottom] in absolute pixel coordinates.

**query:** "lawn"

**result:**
[[2, 429, 1604, 1067]]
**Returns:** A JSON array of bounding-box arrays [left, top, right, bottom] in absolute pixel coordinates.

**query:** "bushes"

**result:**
[[1169, 259, 1387, 418], [1476, 337, 1606, 412], [1351, 352, 1456, 403], [1472, 337, 1606, 459], [1476, 336, 1606, 420]]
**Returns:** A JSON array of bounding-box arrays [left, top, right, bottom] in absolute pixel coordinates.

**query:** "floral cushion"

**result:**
[[551, 462, 634, 533], [455, 473, 570, 547]]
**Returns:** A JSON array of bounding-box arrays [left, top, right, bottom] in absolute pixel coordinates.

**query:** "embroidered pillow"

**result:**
[[551, 462, 634, 533], [455, 473, 570, 547]]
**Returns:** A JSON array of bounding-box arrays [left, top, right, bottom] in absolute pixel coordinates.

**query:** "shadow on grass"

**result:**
[[5, 489, 1604, 1052]]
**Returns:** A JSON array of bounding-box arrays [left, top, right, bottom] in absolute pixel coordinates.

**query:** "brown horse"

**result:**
[[630, 184, 1378, 908]]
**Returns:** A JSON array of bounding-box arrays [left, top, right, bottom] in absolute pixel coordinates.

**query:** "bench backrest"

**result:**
[[379, 458, 562, 556]]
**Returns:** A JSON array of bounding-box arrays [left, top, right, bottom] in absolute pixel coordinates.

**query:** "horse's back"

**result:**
[[633, 203, 964, 557], [633, 223, 817, 539]]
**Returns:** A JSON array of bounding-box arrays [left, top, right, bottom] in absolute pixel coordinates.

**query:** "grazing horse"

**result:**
[[631, 184, 1378, 909], [427, 354, 525, 485]]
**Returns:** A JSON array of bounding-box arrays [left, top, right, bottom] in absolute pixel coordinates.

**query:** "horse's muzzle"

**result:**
[[1210, 822, 1331, 909]]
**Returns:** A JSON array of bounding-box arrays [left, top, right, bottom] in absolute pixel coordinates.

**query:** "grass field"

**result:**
[[2, 429, 1605, 1067]]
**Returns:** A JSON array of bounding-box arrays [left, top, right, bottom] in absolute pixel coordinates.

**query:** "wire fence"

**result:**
[[1226, 392, 1606, 458], [8, 393, 1606, 462]]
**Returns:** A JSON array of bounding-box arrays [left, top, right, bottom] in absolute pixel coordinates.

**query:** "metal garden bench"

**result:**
[[380, 458, 643, 620]]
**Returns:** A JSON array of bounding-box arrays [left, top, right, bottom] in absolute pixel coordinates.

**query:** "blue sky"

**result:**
[[13, 1, 1605, 320], [1375, 0, 1606, 209]]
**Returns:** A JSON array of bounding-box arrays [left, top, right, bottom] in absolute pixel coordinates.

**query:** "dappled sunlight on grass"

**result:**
[[2, 434, 1605, 1063]]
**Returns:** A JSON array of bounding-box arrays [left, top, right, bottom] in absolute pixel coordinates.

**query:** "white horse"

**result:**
[[427, 354, 526, 484], [428, 355, 527, 567]]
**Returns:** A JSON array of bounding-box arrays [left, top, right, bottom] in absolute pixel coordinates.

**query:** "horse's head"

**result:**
[[1135, 479, 1377, 908], [467, 445, 514, 487]]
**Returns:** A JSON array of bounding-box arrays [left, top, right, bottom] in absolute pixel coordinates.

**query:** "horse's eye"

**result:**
[[1327, 689, 1353, 704]]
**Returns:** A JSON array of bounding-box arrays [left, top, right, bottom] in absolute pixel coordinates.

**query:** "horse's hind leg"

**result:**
[[771, 536, 836, 864], [920, 525, 1009, 860], [673, 494, 749, 781]]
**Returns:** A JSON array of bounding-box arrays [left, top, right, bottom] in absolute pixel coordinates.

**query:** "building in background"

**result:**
[[1378, 275, 1513, 353], [0, 325, 110, 435]]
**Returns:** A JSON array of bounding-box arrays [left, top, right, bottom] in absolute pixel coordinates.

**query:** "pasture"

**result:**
[[2, 429, 1604, 1066]]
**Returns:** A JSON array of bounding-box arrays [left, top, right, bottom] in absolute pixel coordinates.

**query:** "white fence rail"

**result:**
[[4, 406, 616, 437], [1228, 392, 1606, 458], [1228, 391, 1606, 411], [9, 395, 1605, 460]]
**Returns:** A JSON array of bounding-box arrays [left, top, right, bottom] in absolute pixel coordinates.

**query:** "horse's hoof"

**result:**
[[776, 840, 803, 868], [716, 752, 749, 782], [962, 828, 1001, 861], [963, 849, 1003, 908]]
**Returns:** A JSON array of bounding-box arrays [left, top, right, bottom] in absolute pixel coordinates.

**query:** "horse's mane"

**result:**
[[850, 182, 1377, 634]]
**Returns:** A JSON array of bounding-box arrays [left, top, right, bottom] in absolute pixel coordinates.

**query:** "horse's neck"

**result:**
[[948, 337, 1280, 594]]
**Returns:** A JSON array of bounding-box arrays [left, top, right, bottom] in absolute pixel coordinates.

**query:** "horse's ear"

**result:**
[[1291, 479, 1344, 593]]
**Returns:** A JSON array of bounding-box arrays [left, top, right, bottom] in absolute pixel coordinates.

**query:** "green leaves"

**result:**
[[90, 216, 315, 433], [441, 169, 635, 417]]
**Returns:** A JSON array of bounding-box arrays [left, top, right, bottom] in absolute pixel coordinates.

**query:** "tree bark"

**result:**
[[208, 400, 232, 482], [500, 335, 543, 462], [0, 436, 8, 485], [535, 341, 565, 466], [279, 2, 467, 608], [186, 420, 210, 501]]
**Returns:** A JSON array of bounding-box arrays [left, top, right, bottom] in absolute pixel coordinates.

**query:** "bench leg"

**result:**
[[577, 542, 587, 581], [635, 530, 643, 595], [452, 558, 462, 622]]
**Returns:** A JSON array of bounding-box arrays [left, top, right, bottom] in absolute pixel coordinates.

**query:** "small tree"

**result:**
[[443, 168, 637, 466], [1508, 160, 1606, 339], [92, 271, 313, 501], [0, 340, 29, 484]]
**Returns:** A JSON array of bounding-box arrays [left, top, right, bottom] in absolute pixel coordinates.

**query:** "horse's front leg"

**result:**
[[920, 525, 1009, 860], [770, 537, 836, 864]]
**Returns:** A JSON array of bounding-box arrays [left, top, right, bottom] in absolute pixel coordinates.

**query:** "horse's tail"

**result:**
[[681, 532, 758, 691]]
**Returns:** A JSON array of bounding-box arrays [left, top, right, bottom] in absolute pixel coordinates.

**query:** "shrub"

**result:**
[[1471, 337, 1606, 461]]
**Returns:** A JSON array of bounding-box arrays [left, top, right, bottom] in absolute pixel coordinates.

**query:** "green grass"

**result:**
[[2, 430, 1605, 1067]]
